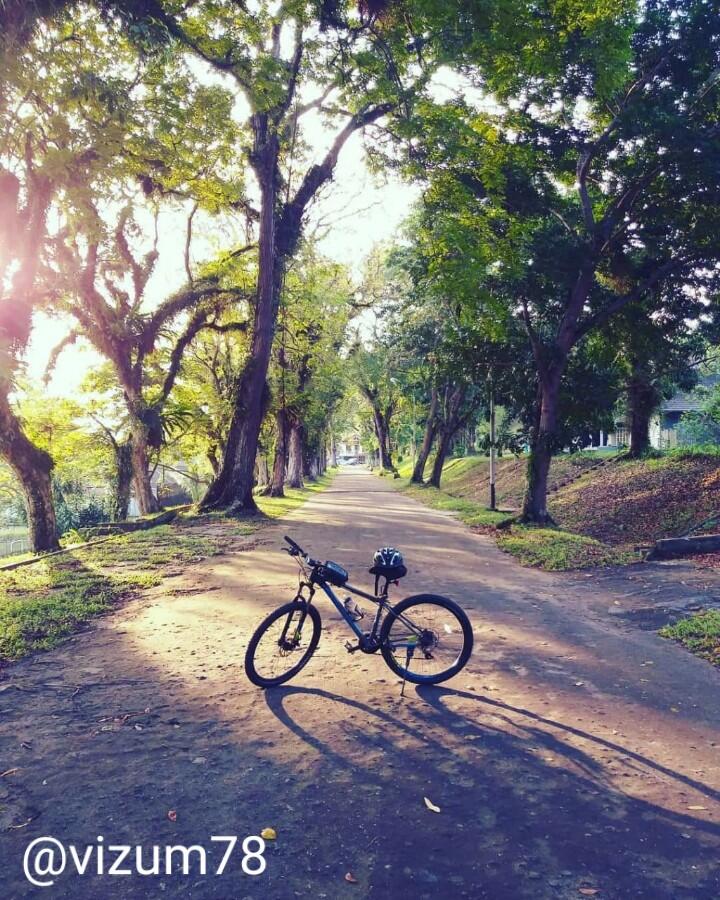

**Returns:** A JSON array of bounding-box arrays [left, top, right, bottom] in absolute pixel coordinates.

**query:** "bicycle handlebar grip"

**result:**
[[284, 535, 303, 553]]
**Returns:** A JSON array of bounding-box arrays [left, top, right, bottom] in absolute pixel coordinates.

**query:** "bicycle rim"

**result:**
[[245, 602, 321, 687], [381, 595, 472, 684]]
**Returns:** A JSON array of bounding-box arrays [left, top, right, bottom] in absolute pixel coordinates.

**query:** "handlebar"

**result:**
[[284, 535, 305, 555], [284, 535, 318, 567]]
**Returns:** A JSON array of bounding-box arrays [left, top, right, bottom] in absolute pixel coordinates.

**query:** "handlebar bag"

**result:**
[[315, 561, 349, 587]]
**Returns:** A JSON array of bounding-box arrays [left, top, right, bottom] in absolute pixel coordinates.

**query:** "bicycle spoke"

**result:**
[[245, 602, 321, 687], [384, 599, 470, 681]]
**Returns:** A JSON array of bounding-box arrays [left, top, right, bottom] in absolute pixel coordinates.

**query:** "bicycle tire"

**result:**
[[379, 593, 473, 685], [245, 601, 322, 688]]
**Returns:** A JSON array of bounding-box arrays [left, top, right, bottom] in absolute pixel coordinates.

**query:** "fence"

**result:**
[[0, 536, 31, 558]]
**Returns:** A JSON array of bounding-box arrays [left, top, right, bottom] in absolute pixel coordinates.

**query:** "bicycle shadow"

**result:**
[[414, 685, 720, 805], [264, 683, 720, 897]]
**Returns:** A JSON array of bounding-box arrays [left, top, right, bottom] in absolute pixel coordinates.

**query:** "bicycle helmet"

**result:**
[[373, 547, 403, 569]]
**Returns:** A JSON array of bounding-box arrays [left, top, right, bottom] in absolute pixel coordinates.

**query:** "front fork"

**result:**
[[281, 582, 316, 648]]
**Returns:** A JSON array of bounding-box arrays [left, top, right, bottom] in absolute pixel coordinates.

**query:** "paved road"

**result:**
[[1, 468, 719, 898]]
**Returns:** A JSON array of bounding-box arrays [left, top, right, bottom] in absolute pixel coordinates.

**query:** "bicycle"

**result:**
[[244, 535, 474, 688]]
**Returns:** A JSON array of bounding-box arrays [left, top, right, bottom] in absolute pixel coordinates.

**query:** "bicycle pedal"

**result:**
[[344, 640, 360, 654]]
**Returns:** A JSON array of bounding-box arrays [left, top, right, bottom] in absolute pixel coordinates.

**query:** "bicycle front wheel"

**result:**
[[245, 601, 321, 688], [380, 594, 473, 685]]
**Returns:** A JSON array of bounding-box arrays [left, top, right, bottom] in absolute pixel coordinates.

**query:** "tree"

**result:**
[[37, 30, 249, 513], [0, 14, 136, 549], [399, 0, 720, 522], [50, 202, 250, 513], [170, 326, 249, 483], [93, 0, 428, 512], [610, 302, 711, 457], [14, 389, 119, 527], [265, 247, 352, 495], [350, 341, 399, 473]]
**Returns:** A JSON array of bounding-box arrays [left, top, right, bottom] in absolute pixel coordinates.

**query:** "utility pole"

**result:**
[[411, 391, 417, 466], [489, 379, 497, 511]]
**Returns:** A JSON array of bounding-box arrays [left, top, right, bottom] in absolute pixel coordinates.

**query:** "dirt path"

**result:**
[[1, 469, 719, 899]]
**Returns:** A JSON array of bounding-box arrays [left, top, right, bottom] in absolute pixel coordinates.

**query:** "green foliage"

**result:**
[[660, 611, 720, 667], [392, 0, 720, 517], [496, 527, 633, 571], [679, 382, 720, 447]]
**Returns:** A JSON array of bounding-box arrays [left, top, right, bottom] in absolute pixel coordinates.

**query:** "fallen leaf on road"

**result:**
[[0, 768, 20, 778], [261, 827, 277, 840], [687, 805, 706, 811], [345, 872, 358, 883], [574, 682, 585, 687], [167, 810, 177, 822], [423, 797, 441, 813], [578, 890, 599, 896]]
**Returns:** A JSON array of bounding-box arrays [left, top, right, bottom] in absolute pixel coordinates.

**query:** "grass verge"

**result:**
[[496, 526, 634, 571], [394, 474, 630, 571], [400, 482, 512, 529], [660, 611, 720, 667], [0, 473, 335, 664], [254, 471, 336, 518]]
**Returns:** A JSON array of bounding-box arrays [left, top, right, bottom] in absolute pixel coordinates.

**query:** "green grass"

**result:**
[[400, 481, 513, 528], [667, 444, 720, 460], [0, 526, 228, 662], [255, 471, 336, 519], [394, 460, 639, 570], [660, 610, 720, 666], [496, 526, 634, 571], [0, 473, 335, 663]]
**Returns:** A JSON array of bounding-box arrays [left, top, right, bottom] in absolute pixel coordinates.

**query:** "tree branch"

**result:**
[[185, 202, 198, 285], [278, 103, 394, 256], [575, 254, 701, 341], [160, 306, 248, 402], [43, 329, 79, 384]]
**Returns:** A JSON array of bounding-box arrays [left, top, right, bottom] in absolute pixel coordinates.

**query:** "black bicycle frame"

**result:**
[[296, 576, 417, 647]]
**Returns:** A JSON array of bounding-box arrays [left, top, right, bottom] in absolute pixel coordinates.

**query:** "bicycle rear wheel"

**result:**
[[380, 594, 473, 685], [245, 601, 321, 688]]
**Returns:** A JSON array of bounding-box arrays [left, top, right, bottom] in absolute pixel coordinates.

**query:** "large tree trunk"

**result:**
[[411, 387, 438, 484], [265, 408, 289, 497], [329, 433, 337, 467], [428, 430, 452, 488], [111, 440, 133, 522], [522, 370, 561, 524], [130, 423, 159, 515], [201, 138, 281, 513], [286, 421, 304, 489], [255, 452, 270, 490], [0, 392, 59, 551], [302, 431, 318, 482], [372, 408, 394, 472], [627, 366, 659, 458]]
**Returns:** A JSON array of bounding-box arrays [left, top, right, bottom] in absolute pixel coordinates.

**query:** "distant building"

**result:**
[[336, 433, 366, 464], [649, 374, 720, 449], [586, 374, 720, 451]]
